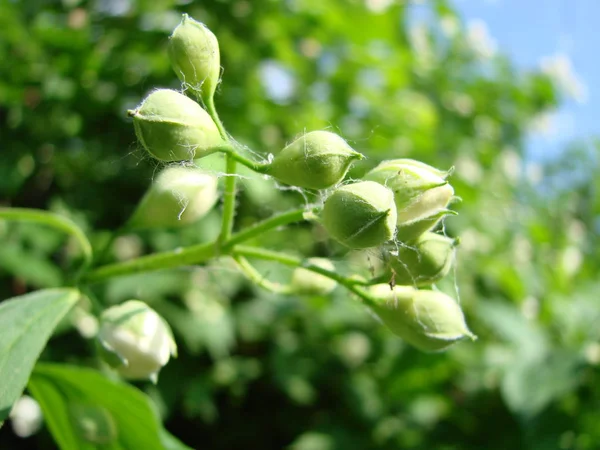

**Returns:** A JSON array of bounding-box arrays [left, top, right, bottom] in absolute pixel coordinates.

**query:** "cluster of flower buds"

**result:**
[[120, 13, 474, 356]]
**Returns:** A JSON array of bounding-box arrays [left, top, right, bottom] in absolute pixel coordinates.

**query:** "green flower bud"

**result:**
[[368, 284, 475, 352], [291, 258, 337, 295], [98, 300, 177, 382], [322, 181, 397, 249], [168, 14, 220, 104], [387, 232, 457, 286], [395, 209, 457, 243], [364, 159, 454, 227], [128, 89, 223, 161], [127, 166, 218, 230], [266, 131, 363, 190]]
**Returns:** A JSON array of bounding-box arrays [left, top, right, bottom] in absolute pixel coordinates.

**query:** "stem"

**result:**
[[205, 96, 239, 244], [232, 246, 377, 306], [233, 255, 293, 295], [212, 145, 269, 173], [220, 155, 237, 243], [83, 208, 307, 284]]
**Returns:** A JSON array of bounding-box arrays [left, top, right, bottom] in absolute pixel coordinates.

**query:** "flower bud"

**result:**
[[322, 181, 397, 249], [395, 209, 457, 243], [364, 159, 454, 227], [98, 300, 176, 382], [387, 232, 457, 286], [168, 14, 220, 104], [266, 131, 363, 190], [127, 166, 218, 229], [368, 284, 475, 352], [291, 258, 337, 295], [128, 89, 223, 161]]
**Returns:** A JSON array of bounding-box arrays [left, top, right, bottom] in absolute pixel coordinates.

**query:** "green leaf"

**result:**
[[0, 288, 80, 424], [0, 207, 93, 276], [28, 363, 192, 450]]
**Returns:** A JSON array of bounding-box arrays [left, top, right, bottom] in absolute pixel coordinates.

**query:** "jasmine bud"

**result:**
[[168, 14, 221, 105], [98, 300, 177, 382], [364, 159, 454, 229], [387, 232, 457, 286], [322, 181, 396, 249], [128, 89, 223, 161], [369, 284, 475, 352], [266, 131, 363, 190], [127, 166, 219, 230]]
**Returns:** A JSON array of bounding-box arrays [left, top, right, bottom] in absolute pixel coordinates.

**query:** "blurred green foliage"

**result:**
[[1, 0, 599, 449]]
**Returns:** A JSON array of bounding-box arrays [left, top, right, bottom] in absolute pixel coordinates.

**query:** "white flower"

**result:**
[[98, 300, 177, 382]]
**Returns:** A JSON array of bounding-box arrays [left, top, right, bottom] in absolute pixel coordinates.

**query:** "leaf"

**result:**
[[501, 351, 581, 419], [0, 288, 80, 424], [0, 207, 93, 276], [29, 363, 193, 450]]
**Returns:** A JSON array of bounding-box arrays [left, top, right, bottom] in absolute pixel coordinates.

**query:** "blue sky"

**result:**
[[454, 0, 599, 160]]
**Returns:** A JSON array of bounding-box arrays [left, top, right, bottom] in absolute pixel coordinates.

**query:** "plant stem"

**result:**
[[205, 96, 239, 245], [233, 255, 293, 295], [212, 145, 269, 174], [220, 155, 237, 243], [83, 208, 307, 284], [232, 245, 377, 306]]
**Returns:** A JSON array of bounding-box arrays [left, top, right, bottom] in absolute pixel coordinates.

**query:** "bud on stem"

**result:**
[[368, 284, 475, 352], [129, 89, 223, 161], [322, 181, 397, 249], [168, 14, 221, 105], [98, 300, 176, 382], [266, 131, 363, 190], [127, 166, 219, 229], [364, 159, 454, 231], [387, 232, 458, 286]]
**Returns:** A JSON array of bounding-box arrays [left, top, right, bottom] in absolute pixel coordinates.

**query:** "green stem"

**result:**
[[212, 145, 269, 173], [233, 255, 293, 295], [205, 96, 239, 244], [0, 207, 92, 281], [220, 155, 237, 243], [232, 245, 376, 306], [83, 208, 307, 284]]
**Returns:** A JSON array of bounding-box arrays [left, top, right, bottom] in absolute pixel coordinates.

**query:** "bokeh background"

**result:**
[[1, 0, 599, 449]]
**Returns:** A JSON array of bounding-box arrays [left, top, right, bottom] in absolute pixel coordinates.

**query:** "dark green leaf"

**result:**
[[0, 288, 79, 423], [29, 363, 192, 450]]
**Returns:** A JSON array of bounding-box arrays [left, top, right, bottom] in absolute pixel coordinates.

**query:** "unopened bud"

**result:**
[[322, 181, 396, 249], [364, 159, 454, 228], [387, 232, 457, 286], [127, 166, 218, 229], [168, 14, 220, 104], [98, 300, 176, 382], [291, 258, 337, 295], [368, 284, 475, 352], [266, 131, 363, 190], [395, 209, 457, 243], [128, 89, 223, 161]]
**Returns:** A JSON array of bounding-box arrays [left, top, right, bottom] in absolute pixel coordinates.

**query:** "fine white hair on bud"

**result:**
[[168, 14, 221, 105], [364, 159, 455, 237], [127, 166, 219, 230], [97, 300, 177, 382], [368, 284, 476, 352], [266, 130, 364, 190], [386, 232, 458, 287], [322, 181, 397, 249], [128, 89, 223, 161]]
